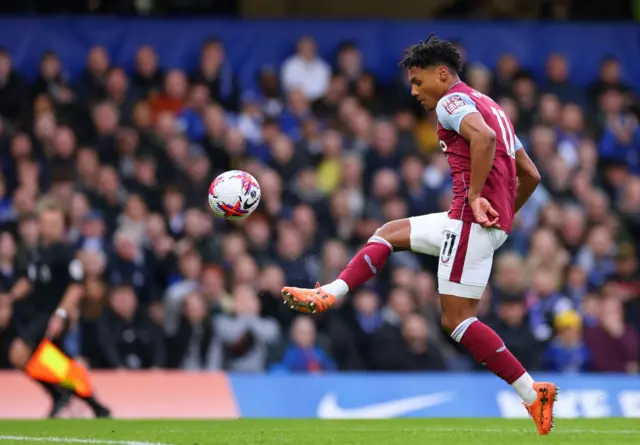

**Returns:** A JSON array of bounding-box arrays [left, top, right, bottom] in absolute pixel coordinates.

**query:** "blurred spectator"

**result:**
[[333, 289, 383, 369], [526, 266, 574, 342], [176, 84, 211, 142], [275, 226, 311, 288], [0, 49, 28, 130], [105, 68, 136, 126], [545, 310, 590, 373], [486, 293, 543, 371], [466, 63, 492, 95], [587, 57, 633, 110], [608, 245, 640, 332], [598, 88, 640, 172], [107, 229, 159, 307], [313, 73, 348, 120], [0, 232, 19, 292], [576, 225, 617, 289], [149, 70, 188, 120], [373, 313, 447, 371], [355, 73, 386, 116], [31, 51, 75, 108], [335, 42, 363, 87], [166, 291, 214, 370], [76, 45, 110, 102], [97, 285, 166, 369], [491, 53, 519, 98], [210, 285, 280, 371], [163, 248, 202, 336], [124, 154, 162, 213], [543, 54, 584, 105], [191, 39, 239, 111], [91, 103, 120, 165], [0, 293, 14, 369], [15, 212, 39, 268], [370, 288, 415, 368], [132, 45, 164, 98], [79, 248, 108, 363], [280, 316, 336, 372], [511, 71, 537, 133], [492, 251, 527, 303], [282, 36, 331, 102], [584, 295, 639, 373]]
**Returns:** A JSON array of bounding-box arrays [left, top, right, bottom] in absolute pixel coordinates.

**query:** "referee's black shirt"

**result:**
[[25, 242, 83, 315]]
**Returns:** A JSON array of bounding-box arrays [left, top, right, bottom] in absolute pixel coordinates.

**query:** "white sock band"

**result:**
[[450, 317, 478, 343], [368, 235, 393, 251], [511, 372, 537, 405], [321, 279, 349, 299]]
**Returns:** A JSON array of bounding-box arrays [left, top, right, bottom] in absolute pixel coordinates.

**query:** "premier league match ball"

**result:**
[[208, 170, 261, 220]]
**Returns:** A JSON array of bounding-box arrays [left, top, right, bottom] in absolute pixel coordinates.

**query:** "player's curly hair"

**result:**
[[399, 33, 462, 73]]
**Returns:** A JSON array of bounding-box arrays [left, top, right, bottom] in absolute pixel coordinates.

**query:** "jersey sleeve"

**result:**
[[435, 93, 479, 133], [515, 135, 523, 151]]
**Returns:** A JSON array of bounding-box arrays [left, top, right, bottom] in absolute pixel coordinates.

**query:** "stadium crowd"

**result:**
[[0, 35, 638, 374]]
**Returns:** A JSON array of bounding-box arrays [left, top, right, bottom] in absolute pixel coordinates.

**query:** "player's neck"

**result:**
[[445, 76, 462, 92]]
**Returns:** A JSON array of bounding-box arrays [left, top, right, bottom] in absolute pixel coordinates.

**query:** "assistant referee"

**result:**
[[8, 198, 110, 417]]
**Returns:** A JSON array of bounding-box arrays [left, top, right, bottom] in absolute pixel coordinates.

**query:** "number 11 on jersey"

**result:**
[[491, 106, 516, 159]]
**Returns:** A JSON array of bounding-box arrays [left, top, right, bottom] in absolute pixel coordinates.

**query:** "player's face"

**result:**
[[408, 66, 449, 111]]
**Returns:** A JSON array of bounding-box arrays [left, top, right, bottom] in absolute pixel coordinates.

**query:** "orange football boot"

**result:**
[[282, 282, 336, 313], [524, 382, 559, 435]]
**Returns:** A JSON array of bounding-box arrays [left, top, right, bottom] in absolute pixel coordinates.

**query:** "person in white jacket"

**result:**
[[281, 36, 331, 101]]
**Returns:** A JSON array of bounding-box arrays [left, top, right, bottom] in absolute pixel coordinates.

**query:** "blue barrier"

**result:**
[[229, 373, 640, 418], [0, 19, 638, 90]]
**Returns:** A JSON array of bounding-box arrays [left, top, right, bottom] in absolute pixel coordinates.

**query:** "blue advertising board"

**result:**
[[229, 373, 640, 418]]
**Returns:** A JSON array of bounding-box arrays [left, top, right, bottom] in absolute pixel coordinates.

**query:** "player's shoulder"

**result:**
[[436, 89, 479, 132], [436, 91, 476, 115]]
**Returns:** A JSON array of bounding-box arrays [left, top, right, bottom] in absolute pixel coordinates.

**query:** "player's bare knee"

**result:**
[[440, 313, 463, 334], [372, 220, 411, 251], [440, 294, 480, 333], [9, 338, 31, 370]]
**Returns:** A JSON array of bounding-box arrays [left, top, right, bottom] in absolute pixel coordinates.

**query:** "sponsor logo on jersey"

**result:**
[[443, 95, 465, 114]]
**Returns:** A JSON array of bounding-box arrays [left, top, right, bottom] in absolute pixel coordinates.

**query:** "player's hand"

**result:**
[[469, 196, 499, 228], [46, 314, 65, 339]]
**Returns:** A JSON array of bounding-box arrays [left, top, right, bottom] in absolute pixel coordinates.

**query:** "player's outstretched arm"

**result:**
[[514, 147, 541, 213], [458, 113, 497, 202]]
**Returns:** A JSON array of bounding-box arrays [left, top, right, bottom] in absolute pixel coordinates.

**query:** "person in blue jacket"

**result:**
[[280, 315, 336, 372]]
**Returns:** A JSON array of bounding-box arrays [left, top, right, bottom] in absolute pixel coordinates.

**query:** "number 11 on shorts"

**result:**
[[441, 231, 458, 265]]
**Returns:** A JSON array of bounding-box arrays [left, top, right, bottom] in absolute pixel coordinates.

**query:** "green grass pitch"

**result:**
[[0, 419, 639, 444]]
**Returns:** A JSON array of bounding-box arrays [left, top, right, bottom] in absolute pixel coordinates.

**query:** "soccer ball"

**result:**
[[208, 170, 261, 220]]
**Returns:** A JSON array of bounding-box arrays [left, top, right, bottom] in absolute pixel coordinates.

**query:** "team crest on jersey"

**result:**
[[443, 95, 465, 114]]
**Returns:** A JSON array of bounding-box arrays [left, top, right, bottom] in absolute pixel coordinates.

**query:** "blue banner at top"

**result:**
[[0, 18, 639, 91]]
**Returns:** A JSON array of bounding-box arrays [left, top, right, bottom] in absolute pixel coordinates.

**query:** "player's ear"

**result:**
[[437, 65, 449, 81]]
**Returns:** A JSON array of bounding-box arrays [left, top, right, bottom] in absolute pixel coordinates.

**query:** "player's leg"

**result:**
[[435, 221, 556, 435], [282, 212, 449, 313], [282, 218, 414, 312]]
